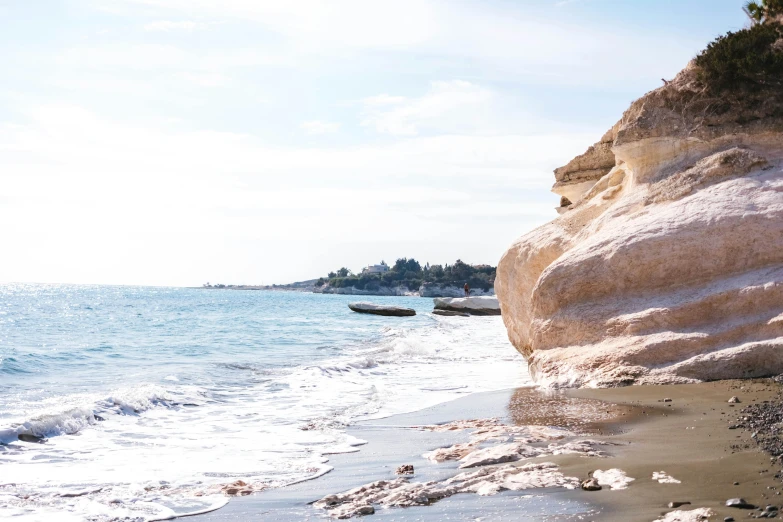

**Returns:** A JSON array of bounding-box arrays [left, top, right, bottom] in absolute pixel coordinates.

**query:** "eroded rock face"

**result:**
[[553, 125, 618, 205], [496, 62, 783, 388]]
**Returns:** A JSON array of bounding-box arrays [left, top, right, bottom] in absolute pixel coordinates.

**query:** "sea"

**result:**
[[0, 284, 529, 521]]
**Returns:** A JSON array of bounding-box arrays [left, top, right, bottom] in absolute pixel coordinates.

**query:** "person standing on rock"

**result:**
[[464, 283, 470, 297]]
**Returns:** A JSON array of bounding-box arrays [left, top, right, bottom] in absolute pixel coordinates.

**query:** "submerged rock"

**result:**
[[17, 434, 46, 444], [432, 297, 501, 316], [348, 302, 416, 317], [495, 55, 783, 388]]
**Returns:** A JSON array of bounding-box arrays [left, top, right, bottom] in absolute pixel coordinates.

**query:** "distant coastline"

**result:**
[[199, 280, 318, 292], [200, 258, 497, 297]]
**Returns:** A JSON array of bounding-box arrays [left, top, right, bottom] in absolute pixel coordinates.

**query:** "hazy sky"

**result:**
[[0, 0, 748, 286]]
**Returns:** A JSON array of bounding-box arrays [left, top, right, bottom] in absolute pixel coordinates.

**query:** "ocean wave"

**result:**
[[98, 384, 175, 414], [0, 357, 30, 375], [0, 288, 528, 521], [1, 384, 189, 443], [18, 406, 97, 439]]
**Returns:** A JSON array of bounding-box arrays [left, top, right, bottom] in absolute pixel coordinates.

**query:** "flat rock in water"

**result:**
[[348, 302, 416, 317], [17, 434, 46, 444], [432, 310, 470, 317], [433, 297, 501, 316]]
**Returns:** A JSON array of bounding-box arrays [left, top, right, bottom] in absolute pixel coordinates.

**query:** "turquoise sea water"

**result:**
[[0, 284, 527, 521]]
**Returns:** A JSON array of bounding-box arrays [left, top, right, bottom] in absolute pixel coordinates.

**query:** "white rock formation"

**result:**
[[433, 297, 501, 316], [317, 285, 417, 296], [653, 508, 714, 522], [419, 284, 495, 298], [496, 59, 783, 387], [652, 471, 681, 484], [592, 468, 635, 490], [420, 419, 609, 467], [313, 462, 579, 519]]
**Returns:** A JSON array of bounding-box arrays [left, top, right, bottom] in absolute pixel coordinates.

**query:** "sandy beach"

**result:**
[[195, 378, 783, 521]]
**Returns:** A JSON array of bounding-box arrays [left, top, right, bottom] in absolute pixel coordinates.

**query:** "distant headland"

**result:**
[[200, 258, 496, 297]]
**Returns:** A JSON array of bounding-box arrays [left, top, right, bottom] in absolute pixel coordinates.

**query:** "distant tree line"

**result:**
[[315, 258, 496, 292]]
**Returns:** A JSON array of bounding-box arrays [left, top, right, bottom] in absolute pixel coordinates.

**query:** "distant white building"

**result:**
[[362, 262, 389, 275]]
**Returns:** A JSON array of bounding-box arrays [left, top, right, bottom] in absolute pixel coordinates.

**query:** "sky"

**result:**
[[0, 0, 749, 286]]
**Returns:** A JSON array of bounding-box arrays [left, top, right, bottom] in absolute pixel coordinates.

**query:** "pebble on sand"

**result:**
[[725, 497, 755, 509], [580, 478, 601, 491]]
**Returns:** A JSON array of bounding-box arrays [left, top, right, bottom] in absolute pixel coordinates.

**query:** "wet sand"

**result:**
[[565, 380, 783, 521], [195, 380, 782, 521]]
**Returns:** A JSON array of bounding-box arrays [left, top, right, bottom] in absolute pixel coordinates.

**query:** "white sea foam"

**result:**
[[0, 300, 528, 521]]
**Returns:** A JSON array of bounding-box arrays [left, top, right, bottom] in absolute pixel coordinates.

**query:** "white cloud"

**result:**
[[361, 80, 494, 136], [300, 120, 340, 135], [58, 44, 191, 70], [111, 0, 702, 88], [143, 20, 204, 32], [0, 105, 598, 285]]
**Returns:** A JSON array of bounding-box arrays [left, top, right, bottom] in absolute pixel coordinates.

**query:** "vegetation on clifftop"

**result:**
[[696, 1, 782, 92], [316, 258, 496, 292]]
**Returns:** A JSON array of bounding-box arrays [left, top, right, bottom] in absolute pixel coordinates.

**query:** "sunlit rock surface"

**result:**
[[496, 61, 783, 387]]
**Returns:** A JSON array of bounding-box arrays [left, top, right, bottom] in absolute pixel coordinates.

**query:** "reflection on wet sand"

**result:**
[[507, 386, 648, 434]]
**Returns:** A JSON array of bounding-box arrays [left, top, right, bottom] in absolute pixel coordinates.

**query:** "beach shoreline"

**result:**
[[196, 379, 783, 521]]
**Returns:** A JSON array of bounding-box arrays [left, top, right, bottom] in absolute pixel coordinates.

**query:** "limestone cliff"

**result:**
[[552, 125, 618, 210], [496, 59, 783, 387]]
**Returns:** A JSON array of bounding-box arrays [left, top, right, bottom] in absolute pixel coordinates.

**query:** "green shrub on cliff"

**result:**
[[744, 0, 783, 24], [695, 22, 783, 92]]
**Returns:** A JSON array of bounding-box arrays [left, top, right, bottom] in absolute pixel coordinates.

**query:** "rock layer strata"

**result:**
[[496, 60, 783, 387]]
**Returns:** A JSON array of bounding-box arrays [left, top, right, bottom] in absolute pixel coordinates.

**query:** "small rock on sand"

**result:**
[[728, 396, 741, 403], [725, 498, 755, 509], [221, 480, 254, 496], [668, 501, 691, 508], [580, 478, 601, 491]]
